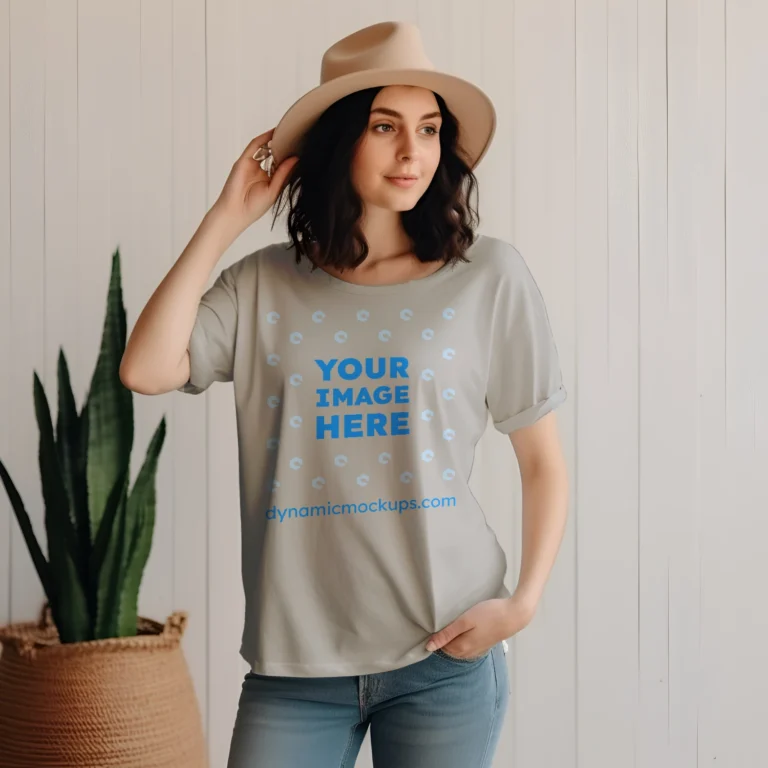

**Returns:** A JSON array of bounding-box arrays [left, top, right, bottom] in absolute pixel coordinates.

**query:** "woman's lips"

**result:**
[[385, 176, 418, 188]]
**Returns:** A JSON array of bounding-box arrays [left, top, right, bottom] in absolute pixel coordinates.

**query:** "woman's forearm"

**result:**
[[511, 461, 570, 612], [119, 204, 241, 394]]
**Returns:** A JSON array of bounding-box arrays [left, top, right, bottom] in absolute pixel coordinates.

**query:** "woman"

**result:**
[[121, 21, 569, 768]]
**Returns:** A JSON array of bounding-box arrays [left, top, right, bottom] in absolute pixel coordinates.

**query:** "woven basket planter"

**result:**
[[0, 606, 207, 768]]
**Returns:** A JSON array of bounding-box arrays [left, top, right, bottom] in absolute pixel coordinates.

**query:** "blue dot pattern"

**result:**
[[262, 302, 460, 494]]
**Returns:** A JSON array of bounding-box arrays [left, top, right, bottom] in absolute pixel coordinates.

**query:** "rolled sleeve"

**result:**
[[177, 264, 238, 394], [485, 247, 567, 433]]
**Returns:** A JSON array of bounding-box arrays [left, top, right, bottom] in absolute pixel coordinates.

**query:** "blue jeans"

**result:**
[[226, 640, 510, 767]]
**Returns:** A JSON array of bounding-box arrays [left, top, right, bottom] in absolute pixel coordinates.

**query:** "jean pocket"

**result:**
[[432, 645, 493, 665]]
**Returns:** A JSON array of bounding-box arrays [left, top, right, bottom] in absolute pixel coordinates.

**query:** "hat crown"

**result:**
[[320, 22, 434, 84]]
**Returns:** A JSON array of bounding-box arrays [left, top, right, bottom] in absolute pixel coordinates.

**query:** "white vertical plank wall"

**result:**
[[1, 1, 766, 767]]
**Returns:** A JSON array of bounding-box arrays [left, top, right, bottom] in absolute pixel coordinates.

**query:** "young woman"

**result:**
[[121, 21, 569, 768]]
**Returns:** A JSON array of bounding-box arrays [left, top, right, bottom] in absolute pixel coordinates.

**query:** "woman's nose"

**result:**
[[397, 134, 419, 161]]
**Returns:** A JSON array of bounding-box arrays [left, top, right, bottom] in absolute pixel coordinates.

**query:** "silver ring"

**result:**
[[252, 143, 275, 176]]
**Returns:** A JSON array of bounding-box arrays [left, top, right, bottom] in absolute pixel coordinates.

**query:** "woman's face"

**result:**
[[350, 85, 442, 211]]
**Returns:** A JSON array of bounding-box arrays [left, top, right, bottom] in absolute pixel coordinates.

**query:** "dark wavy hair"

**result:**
[[269, 86, 481, 272]]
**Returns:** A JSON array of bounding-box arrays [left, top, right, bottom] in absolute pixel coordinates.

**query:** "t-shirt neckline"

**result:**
[[290, 239, 477, 295]]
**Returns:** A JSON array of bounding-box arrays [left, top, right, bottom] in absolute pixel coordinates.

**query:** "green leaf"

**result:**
[[33, 372, 91, 642], [78, 401, 99, 623], [85, 248, 133, 542], [56, 349, 92, 612], [118, 417, 166, 636], [0, 456, 55, 607], [93, 469, 130, 639]]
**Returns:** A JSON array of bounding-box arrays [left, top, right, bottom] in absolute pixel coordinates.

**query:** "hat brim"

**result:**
[[269, 68, 496, 173]]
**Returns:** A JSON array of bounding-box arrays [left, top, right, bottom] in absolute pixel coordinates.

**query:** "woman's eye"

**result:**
[[372, 124, 439, 135]]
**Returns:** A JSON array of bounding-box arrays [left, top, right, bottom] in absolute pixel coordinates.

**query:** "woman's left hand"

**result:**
[[424, 595, 536, 658]]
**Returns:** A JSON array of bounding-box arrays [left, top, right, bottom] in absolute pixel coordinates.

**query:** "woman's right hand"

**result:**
[[212, 128, 299, 234]]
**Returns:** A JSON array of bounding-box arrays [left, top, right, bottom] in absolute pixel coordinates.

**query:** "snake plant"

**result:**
[[0, 247, 166, 642]]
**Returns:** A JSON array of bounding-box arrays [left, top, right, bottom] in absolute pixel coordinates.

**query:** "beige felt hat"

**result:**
[[253, 21, 497, 175]]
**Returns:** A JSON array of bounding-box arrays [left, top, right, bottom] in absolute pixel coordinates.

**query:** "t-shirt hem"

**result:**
[[176, 321, 213, 394], [240, 645, 436, 678], [177, 379, 205, 394], [493, 384, 567, 434]]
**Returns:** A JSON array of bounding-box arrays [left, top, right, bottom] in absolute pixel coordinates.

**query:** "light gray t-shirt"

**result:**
[[178, 233, 567, 677]]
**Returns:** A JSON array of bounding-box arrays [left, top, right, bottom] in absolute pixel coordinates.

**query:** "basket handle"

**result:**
[[37, 601, 54, 630], [162, 611, 188, 638]]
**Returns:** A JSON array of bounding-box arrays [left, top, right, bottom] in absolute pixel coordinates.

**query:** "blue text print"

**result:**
[[313, 356, 411, 439]]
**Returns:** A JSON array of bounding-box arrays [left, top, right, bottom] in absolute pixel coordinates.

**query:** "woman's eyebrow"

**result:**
[[370, 107, 442, 120]]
